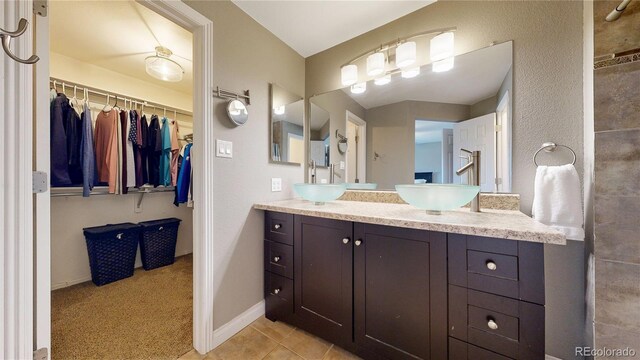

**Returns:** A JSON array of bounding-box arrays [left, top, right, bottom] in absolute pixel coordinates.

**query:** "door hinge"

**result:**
[[34, 0, 48, 17], [33, 348, 48, 360], [33, 171, 48, 193], [495, 124, 502, 132]]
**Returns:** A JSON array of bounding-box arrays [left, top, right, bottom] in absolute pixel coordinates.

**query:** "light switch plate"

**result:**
[[271, 178, 282, 192], [216, 139, 233, 158], [339, 161, 345, 170]]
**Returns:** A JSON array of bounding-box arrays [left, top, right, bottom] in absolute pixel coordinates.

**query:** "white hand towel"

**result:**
[[532, 164, 585, 241]]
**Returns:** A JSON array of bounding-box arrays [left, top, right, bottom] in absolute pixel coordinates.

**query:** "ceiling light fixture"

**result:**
[[341, 64, 358, 86], [430, 32, 455, 62], [145, 46, 184, 82], [395, 41, 416, 68], [374, 74, 391, 86], [350, 82, 367, 94], [432, 57, 454, 73], [366, 52, 386, 76], [401, 67, 420, 79]]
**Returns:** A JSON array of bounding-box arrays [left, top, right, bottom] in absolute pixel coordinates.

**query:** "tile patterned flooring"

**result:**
[[179, 317, 361, 360]]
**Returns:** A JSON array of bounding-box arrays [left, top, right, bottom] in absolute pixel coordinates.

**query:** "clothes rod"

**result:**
[[50, 77, 193, 118], [50, 186, 175, 197]]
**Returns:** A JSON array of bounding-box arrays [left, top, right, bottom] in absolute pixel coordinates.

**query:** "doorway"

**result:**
[[345, 110, 366, 183]]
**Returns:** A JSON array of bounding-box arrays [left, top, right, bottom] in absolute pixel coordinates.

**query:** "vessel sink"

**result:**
[[294, 183, 347, 205], [345, 183, 378, 190], [395, 184, 480, 214]]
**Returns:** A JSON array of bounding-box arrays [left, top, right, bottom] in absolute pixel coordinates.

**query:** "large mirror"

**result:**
[[309, 102, 330, 167], [309, 41, 513, 192], [270, 83, 305, 165]]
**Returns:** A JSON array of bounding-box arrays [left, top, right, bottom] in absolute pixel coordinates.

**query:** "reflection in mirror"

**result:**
[[309, 102, 330, 167], [226, 99, 249, 126], [310, 41, 513, 192], [270, 83, 304, 165]]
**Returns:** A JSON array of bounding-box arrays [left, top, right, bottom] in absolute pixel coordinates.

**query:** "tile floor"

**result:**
[[179, 316, 361, 360]]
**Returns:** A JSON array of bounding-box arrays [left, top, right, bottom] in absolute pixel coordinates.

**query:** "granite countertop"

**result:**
[[254, 199, 566, 245]]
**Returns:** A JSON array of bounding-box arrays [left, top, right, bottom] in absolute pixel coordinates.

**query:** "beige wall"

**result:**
[[365, 100, 468, 189], [184, 0, 305, 329], [306, 2, 585, 358], [469, 95, 497, 119]]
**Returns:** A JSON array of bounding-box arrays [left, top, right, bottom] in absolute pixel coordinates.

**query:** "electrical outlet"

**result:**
[[216, 139, 233, 158], [271, 178, 282, 192]]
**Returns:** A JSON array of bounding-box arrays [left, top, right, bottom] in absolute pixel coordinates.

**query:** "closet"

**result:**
[[49, 2, 195, 359]]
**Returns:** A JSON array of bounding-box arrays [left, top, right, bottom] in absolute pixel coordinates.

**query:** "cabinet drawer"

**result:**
[[449, 285, 544, 360], [449, 337, 514, 360], [264, 271, 294, 321], [448, 234, 545, 305], [264, 240, 293, 279], [265, 211, 293, 245]]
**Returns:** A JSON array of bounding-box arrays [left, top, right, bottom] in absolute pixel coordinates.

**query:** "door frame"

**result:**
[[33, 0, 218, 356], [495, 90, 512, 192], [345, 110, 366, 183]]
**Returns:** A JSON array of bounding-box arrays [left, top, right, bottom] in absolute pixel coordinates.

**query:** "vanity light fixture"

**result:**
[[366, 52, 386, 76], [350, 82, 367, 94], [430, 32, 455, 62], [145, 46, 184, 82], [374, 74, 391, 86], [341, 64, 358, 86], [401, 67, 420, 79], [274, 105, 286, 115], [432, 57, 454, 73], [395, 41, 416, 68]]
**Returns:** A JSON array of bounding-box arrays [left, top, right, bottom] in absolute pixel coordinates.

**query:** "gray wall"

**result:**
[[184, 0, 305, 329], [593, 0, 640, 353], [415, 142, 443, 182], [305, 2, 586, 358], [469, 95, 497, 119]]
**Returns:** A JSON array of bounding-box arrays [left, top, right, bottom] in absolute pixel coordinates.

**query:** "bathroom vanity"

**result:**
[[255, 200, 564, 360]]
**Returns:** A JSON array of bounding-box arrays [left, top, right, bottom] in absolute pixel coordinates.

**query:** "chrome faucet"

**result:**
[[329, 163, 342, 184], [456, 149, 481, 212], [309, 160, 317, 184]]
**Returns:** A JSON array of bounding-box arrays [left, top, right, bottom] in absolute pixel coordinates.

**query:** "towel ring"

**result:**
[[533, 142, 576, 167]]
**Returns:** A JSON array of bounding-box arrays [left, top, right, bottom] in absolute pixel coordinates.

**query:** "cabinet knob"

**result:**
[[486, 261, 497, 271], [273, 224, 281, 230], [487, 318, 498, 330], [342, 237, 350, 244], [273, 256, 281, 263], [355, 239, 362, 246], [273, 288, 281, 295]]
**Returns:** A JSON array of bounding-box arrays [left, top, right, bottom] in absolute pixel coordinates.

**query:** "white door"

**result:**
[[496, 91, 511, 192], [1, 1, 41, 358], [345, 111, 366, 183], [441, 129, 453, 183], [453, 113, 496, 192]]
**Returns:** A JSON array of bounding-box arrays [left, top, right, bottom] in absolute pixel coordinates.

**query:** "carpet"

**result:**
[[52, 255, 193, 360]]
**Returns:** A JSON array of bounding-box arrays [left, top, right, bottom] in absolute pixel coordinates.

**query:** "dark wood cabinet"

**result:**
[[293, 215, 353, 347], [262, 211, 546, 360]]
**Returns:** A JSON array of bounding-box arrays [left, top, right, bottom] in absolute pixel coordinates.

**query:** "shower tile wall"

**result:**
[[593, 2, 640, 358]]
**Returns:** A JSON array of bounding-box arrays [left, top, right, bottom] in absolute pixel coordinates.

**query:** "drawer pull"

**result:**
[[273, 224, 282, 230], [355, 239, 362, 246], [273, 256, 281, 263], [342, 237, 350, 244], [486, 261, 497, 271], [273, 288, 281, 295], [487, 318, 498, 330]]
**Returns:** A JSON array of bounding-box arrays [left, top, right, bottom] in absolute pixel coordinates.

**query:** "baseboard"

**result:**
[[212, 300, 265, 349]]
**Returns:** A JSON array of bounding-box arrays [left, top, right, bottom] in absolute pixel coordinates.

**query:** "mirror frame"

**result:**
[[269, 83, 304, 166]]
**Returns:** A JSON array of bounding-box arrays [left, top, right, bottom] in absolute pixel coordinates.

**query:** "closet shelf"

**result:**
[[51, 186, 175, 197]]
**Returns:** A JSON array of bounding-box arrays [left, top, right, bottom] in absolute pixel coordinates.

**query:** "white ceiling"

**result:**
[[345, 41, 513, 109], [50, 1, 193, 94], [232, 0, 436, 57], [415, 120, 453, 144]]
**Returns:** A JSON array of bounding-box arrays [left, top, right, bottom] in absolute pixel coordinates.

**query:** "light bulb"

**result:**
[[350, 82, 367, 94], [366, 52, 385, 77], [341, 64, 358, 86], [374, 74, 391, 86], [430, 32, 455, 62], [395, 41, 416, 68]]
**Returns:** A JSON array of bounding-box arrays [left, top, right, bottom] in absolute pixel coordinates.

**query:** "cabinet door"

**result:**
[[294, 215, 353, 347], [354, 223, 447, 360]]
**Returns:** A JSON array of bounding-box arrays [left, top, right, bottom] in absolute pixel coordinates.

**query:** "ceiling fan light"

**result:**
[[366, 52, 386, 77], [350, 82, 367, 94], [395, 41, 416, 68], [341, 64, 358, 86], [401, 67, 420, 79], [430, 32, 454, 62], [432, 57, 454, 72], [374, 74, 391, 86], [145, 46, 184, 82]]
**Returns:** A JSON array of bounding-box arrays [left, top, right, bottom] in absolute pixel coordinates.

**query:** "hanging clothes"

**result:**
[[94, 109, 119, 194], [50, 93, 72, 186], [139, 114, 149, 185], [175, 143, 193, 205], [119, 110, 129, 194], [170, 120, 180, 186], [125, 111, 136, 188], [66, 104, 83, 185], [79, 102, 96, 197], [159, 117, 172, 186], [147, 115, 162, 187]]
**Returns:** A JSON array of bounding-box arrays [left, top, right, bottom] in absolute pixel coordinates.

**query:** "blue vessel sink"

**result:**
[[294, 183, 347, 205], [395, 184, 480, 214], [345, 183, 378, 190]]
